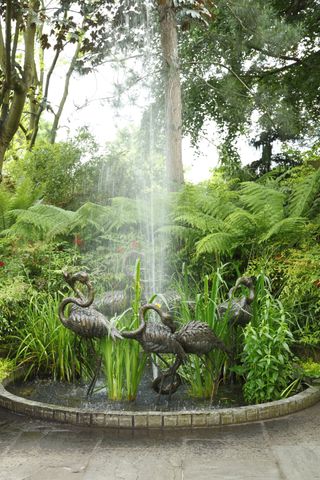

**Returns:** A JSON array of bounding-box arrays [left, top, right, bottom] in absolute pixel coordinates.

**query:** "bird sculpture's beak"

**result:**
[[110, 327, 123, 340]]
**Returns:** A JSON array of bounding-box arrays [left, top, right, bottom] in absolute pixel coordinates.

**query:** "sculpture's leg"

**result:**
[[152, 355, 171, 403], [168, 357, 182, 401], [72, 335, 78, 381], [156, 353, 171, 369], [86, 339, 102, 397], [152, 357, 182, 398]]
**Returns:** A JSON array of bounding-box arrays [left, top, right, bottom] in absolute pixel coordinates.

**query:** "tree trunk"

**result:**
[[0, 0, 38, 179], [0, 89, 26, 177], [158, 1, 184, 190]]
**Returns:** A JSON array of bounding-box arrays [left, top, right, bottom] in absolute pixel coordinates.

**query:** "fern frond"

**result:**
[[157, 224, 198, 239], [196, 232, 236, 256], [224, 208, 258, 236], [289, 169, 320, 218], [240, 182, 285, 224], [174, 212, 223, 233], [69, 202, 111, 233], [259, 217, 306, 243], [7, 204, 76, 239]]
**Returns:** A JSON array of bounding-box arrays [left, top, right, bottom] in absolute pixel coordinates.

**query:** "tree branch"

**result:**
[[11, 12, 21, 67], [0, 19, 6, 71], [249, 44, 301, 63], [50, 41, 81, 143], [5, 0, 12, 87], [29, 44, 61, 148]]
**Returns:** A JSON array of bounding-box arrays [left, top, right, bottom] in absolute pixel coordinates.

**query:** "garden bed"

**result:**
[[1, 369, 320, 429]]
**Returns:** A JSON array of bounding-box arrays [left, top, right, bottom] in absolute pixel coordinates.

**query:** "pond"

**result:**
[[7, 368, 244, 412]]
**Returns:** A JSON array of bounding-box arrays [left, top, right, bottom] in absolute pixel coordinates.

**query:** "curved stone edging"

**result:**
[[1, 371, 320, 429]]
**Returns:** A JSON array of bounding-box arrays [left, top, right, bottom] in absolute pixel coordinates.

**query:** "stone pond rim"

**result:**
[[1, 370, 320, 429]]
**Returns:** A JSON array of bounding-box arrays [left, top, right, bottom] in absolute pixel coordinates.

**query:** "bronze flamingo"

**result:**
[[173, 321, 231, 357], [94, 289, 133, 317], [120, 303, 188, 395], [58, 271, 122, 395], [120, 303, 187, 361], [216, 276, 255, 327], [145, 307, 231, 395]]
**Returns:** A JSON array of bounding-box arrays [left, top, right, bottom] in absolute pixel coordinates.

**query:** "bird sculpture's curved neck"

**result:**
[[228, 277, 255, 304], [58, 279, 94, 328], [142, 304, 176, 331], [246, 284, 255, 304], [121, 303, 163, 339]]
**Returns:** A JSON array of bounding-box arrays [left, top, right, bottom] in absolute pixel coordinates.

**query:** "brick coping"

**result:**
[[1, 371, 320, 428]]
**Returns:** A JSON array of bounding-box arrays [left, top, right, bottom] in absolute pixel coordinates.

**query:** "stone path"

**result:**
[[1, 402, 320, 480]]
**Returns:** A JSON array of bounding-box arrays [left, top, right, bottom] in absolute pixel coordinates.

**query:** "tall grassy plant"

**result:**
[[10, 293, 88, 381], [101, 259, 146, 401], [179, 270, 231, 399]]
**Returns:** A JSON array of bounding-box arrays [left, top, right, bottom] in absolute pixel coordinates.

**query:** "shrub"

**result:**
[[240, 275, 294, 404], [0, 358, 15, 381]]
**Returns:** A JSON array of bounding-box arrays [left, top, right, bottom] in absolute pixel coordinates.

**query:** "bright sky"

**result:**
[[49, 55, 261, 184]]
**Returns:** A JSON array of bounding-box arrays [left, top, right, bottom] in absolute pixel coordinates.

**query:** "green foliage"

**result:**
[[5, 198, 139, 244], [178, 269, 231, 399], [100, 260, 146, 401], [181, 0, 320, 172], [299, 360, 320, 379], [240, 276, 294, 404], [9, 294, 89, 382], [0, 238, 81, 347], [0, 358, 15, 381], [170, 160, 320, 284], [247, 242, 320, 337], [0, 179, 39, 232], [0, 276, 35, 343], [20, 139, 101, 209]]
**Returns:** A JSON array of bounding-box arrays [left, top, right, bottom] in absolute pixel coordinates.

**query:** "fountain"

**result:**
[[2, 271, 320, 428], [1, 3, 319, 430]]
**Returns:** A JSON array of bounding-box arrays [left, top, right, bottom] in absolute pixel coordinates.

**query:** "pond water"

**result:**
[[8, 368, 245, 412]]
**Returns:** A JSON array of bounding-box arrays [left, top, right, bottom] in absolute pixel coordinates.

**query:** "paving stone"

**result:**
[[1, 403, 320, 480]]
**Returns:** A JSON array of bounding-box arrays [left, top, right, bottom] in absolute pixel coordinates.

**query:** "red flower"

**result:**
[[73, 235, 84, 247], [0, 261, 5, 267], [130, 240, 140, 250]]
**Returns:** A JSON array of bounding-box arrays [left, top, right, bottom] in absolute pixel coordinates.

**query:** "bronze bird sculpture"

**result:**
[[173, 320, 231, 357], [216, 276, 255, 327], [94, 251, 144, 316], [120, 303, 188, 396], [59, 271, 122, 340], [93, 289, 133, 317], [58, 271, 122, 395], [147, 307, 231, 395], [120, 303, 187, 362]]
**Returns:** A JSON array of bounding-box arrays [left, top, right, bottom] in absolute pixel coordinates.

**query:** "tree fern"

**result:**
[[196, 232, 236, 256], [5, 198, 141, 241], [289, 169, 320, 218], [259, 217, 306, 243], [6, 204, 76, 239], [224, 208, 258, 237], [240, 182, 285, 224]]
